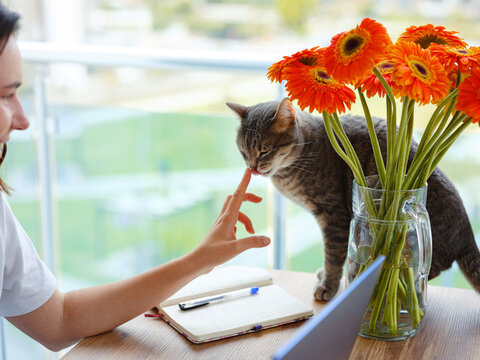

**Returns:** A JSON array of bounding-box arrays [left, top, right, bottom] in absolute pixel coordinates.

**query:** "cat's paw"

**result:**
[[313, 268, 338, 301]]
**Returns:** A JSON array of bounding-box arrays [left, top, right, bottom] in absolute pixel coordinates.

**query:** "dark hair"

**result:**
[[0, 2, 20, 193], [0, 2, 20, 52]]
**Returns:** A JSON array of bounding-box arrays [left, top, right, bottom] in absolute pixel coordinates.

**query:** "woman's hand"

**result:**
[[6, 168, 270, 351], [192, 168, 270, 273]]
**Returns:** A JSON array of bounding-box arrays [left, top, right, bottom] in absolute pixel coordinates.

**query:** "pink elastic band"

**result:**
[[144, 313, 164, 318]]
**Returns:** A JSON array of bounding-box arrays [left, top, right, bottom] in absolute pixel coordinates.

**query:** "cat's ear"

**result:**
[[273, 97, 296, 132], [226, 102, 247, 119]]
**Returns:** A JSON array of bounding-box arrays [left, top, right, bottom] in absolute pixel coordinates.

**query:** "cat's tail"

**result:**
[[456, 226, 480, 293]]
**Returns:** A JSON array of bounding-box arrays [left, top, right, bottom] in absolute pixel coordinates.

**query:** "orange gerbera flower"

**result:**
[[389, 41, 450, 105], [399, 24, 467, 49], [455, 67, 480, 124], [324, 18, 392, 84], [267, 47, 324, 83], [429, 43, 480, 74], [283, 62, 356, 114], [356, 59, 396, 98]]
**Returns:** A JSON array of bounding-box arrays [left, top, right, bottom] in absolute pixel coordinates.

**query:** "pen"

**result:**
[[178, 287, 260, 311]]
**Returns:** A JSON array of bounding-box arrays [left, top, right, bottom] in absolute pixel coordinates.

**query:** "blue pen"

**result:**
[[178, 287, 259, 311]]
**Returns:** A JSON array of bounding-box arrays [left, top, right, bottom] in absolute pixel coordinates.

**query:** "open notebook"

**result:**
[[155, 266, 313, 344]]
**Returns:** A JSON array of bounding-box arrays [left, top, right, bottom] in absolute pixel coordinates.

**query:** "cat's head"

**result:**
[[227, 97, 301, 177]]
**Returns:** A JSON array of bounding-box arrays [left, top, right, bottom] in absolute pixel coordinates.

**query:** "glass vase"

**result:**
[[346, 175, 432, 341]]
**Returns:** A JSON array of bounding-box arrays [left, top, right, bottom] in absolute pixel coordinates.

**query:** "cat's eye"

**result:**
[[259, 146, 270, 156]]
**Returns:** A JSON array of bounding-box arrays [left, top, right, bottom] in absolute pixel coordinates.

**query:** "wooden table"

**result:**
[[61, 270, 480, 360]]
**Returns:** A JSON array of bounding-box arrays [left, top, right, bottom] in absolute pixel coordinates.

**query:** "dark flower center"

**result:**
[[416, 35, 447, 49], [299, 56, 318, 66], [310, 68, 334, 84], [456, 49, 468, 54], [414, 63, 427, 76], [343, 35, 365, 56], [316, 71, 331, 80], [379, 62, 394, 70]]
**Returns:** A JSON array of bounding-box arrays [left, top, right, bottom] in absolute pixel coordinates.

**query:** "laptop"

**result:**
[[273, 255, 385, 360]]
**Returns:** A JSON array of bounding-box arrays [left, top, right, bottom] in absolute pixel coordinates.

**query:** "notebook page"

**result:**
[[161, 284, 313, 342], [160, 266, 273, 307]]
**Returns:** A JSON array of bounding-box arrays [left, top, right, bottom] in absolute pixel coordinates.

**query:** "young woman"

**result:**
[[0, 3, 270, 351]]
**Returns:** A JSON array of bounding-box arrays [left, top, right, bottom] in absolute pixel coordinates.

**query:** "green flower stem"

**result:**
[[436, 95, 459, 134], [397, 298, 401, 326], [443, 110, 462, 133], [367, 267, 385, 308], [370, 227, 402, 330], [322, 112, 365, 184], [410, 89, 458, 165], [402, 268, 414, 319], [326, 113, 382, 230], [367, 196, 423, 334], [406, 106, 414, 159], [358, 89, 386, 186], [423, 116, 472, 182], [407, 267, 421, 327], [381, 200, 401, 254], [372, 68, 397, 191], [366, 187, 404, 258], [397, 275, 407, 301], [385, 97, 395, 191], [391, 271, 400, 333], [419, 95, 457, 155], [404, 111, 461, 189], [455, 69, 462, 87], [436, 115, 471, 157], [371, 191, 408, 258], [376, 99, 413, 259], [384, 269, 399, 329], [416, 114, 469, 187], [401, 100, 415, 183], [386, 96, 393, 124], [369, 267, 392, 331], [385, 225, 407, 333], [324, 111, 389, 260], [393, 97, 413, 189], [404, 94, 459, 189], [372, 67, 397, 116], [362, 97, 412, 265], [331, 112, 368, 186]]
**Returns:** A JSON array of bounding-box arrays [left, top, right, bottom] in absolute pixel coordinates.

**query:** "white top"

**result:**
[[0, 193, 56, 317]]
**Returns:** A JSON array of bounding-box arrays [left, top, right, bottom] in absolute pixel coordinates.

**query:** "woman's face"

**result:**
[[0, 36, 28, 145]]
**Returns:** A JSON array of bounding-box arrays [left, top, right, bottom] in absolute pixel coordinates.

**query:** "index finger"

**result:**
[[224, 168, 251, 216]]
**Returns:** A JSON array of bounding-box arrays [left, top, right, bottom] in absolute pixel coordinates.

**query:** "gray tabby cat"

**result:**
[[227, 97, 480, 301]]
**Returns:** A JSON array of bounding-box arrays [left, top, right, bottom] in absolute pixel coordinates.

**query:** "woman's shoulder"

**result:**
[[0, 191, 26, 244], [0, 191, 14, 220]]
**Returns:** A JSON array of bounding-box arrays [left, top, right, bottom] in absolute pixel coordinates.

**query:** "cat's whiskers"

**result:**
[[294, 162, 316, 170], [294, 167, 314, 174], [297, 150, 318, 156], [273, 171, 288, 181], [293, 141, 313, 147], [297, 154, 318, 159], [288, 163, 314, 174], [295, 157, 317, 164]]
